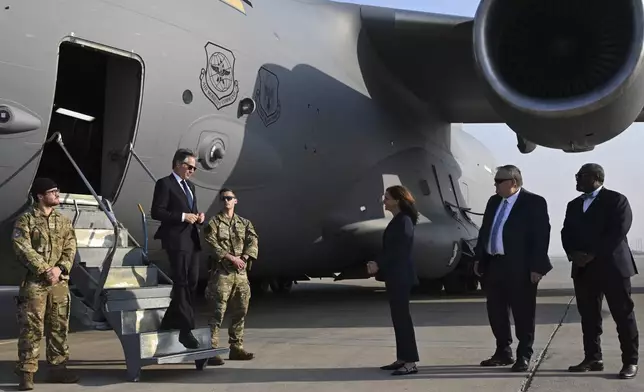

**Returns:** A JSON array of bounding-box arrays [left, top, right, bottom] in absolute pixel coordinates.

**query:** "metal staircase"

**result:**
[[38, 133, 228, 381]]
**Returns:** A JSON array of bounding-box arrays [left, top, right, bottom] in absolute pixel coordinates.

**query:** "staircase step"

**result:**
[[117, 308, 167, 335], [76, 247, 145, 267], [58, 193, 102, 207], [57, 206, 115, 229], [87, 266, 158, 289], [75, 228, 128, 248], [104, 285, 173, 312], [139, 328, 213, 359], [153, 347, 230, 365]]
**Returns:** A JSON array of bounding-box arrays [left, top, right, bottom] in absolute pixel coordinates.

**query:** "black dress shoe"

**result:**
[[178, 331, 200, 349], [511, 357, 529, 372], [619, 364, 638, 379], [481, 356, 515, 367], [391, 363, 418, 376], [568, 359, 604, 372], [380, 361, 405, 370]]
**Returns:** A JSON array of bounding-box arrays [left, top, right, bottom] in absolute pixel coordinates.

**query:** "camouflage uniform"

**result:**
[[203, 212, 258, 359], [12, 205, 78, 388]]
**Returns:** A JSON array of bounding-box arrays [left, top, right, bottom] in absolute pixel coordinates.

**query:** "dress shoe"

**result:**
[[380, 361, 405, 370], [511, 357, 529, 372], [178, 331, 200, 349], [619, 364, 638, 379], [480, 355, 514, 367], [391, 363, 418, 376], [568, 359, 604, 372]]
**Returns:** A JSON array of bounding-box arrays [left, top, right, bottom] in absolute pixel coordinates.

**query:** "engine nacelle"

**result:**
[[473, 0, 644, 151]]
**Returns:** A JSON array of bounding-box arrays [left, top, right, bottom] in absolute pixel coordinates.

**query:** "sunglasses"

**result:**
[[221, 196, 235, 201], [183, 162, 197, 171]]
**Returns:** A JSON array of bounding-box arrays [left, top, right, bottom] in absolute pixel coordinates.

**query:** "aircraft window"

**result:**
[[183, 90, 193, 104], [419, 179, 431, 196]]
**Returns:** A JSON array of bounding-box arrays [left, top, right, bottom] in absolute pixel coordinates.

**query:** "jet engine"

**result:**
[[473, 0, 644, 152]]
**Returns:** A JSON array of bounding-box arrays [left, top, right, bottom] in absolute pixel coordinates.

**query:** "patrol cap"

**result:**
[[30, 177, 58, 198]]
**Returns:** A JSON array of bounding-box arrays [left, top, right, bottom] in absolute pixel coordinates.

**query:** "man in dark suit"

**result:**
[[561, 163, 639, 379], [151, 148, 205, 349], [473, 165, 552, 372]]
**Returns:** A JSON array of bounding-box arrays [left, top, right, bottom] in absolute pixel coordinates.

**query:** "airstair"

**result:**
[[39, 133, 228, 381]]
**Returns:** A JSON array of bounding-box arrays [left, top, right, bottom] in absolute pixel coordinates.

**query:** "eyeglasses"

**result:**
[[221, 196, 235, 201], [183, 162, 196, 171], [45, 189, 60, 195]]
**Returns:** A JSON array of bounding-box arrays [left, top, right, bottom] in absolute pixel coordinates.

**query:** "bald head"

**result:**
[[576, 163, 604, 193]]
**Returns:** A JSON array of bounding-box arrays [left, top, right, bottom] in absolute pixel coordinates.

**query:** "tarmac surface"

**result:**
[[0, 256, 642, 392]]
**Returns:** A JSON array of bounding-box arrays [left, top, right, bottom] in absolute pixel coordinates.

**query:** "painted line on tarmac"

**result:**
[[0, 339, 17, 346], [519, 295, 575, 392]]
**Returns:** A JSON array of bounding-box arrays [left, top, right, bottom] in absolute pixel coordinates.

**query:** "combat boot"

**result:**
[[47, 364, 79, 384], [207, 355, 225, 366], [15, 370, 34, 391], [229, 346, 255, 360]]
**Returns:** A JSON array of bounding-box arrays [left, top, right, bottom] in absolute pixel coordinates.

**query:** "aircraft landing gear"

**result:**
[[270, 279, 294, 294]]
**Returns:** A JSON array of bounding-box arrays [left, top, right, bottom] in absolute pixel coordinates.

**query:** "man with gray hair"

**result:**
[[151, 148, 206, 349], [562, 163, 639, 379], [473, 164, 552, 372]]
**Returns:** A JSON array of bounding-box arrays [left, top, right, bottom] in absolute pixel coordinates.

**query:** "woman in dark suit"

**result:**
[[367, 185, 420, 376]]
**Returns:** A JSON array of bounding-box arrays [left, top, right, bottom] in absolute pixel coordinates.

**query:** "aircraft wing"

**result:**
[[360, 6, 501, 124]]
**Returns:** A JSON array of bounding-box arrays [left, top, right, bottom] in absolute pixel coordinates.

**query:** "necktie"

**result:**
[[181, 180, 194, 210], [490, 200, 509, 255]]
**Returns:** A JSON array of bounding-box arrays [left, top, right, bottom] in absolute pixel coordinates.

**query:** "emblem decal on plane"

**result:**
[[254, 67, 281, 127], [199, 42, 239, 110]]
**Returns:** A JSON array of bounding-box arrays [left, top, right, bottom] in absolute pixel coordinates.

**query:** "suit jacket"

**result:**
[[561, 187, 638, 278], [474, 188, 552, 277], [375, 212, 419, 288], [150, 174, 202, 252]]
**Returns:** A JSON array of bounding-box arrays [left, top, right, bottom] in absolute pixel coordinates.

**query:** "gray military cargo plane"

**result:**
[[2, 0, 644, 298]]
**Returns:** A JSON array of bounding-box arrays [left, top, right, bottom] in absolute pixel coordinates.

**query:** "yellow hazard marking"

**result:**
[[219, 0, 246, 14]]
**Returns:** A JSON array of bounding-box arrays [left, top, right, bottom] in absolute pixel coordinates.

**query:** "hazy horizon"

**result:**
[[337, 0, 644, 256]]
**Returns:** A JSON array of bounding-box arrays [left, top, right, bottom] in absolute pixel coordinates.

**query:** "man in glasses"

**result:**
[[203, 188, 259, 365], [151, 148, 205, 349], [473, 165, 552, 372], [12, 177, 80, 390], [562, 163, 639, 379]]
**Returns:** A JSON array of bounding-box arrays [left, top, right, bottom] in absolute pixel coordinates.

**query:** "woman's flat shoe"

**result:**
[[392, 363, 418, 376], [380, 361, 405, 370]]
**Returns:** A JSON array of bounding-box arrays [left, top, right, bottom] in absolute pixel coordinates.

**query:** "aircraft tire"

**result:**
[[270, 279, 293, 294]]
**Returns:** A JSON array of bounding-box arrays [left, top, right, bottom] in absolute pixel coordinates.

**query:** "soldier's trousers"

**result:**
[[204, 269, 251, 349], [15, 281, 71, 373]]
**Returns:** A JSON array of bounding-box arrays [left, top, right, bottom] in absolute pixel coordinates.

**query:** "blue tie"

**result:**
[[490, 200, 509, 255], [181, 180, 193, 210]]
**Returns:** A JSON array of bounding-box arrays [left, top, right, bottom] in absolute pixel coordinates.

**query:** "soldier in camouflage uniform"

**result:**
[[12, 178, 80, 390], [203, 188, 258, 365]]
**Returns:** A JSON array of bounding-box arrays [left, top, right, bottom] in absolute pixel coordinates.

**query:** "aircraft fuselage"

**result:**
[[0, 0, 496, 292]]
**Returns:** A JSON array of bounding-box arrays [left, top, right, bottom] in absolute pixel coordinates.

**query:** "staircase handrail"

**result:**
[[48, 132, 119, 321]]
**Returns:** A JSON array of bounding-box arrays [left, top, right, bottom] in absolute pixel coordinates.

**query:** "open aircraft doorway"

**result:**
[[35, 39, 144, 201]]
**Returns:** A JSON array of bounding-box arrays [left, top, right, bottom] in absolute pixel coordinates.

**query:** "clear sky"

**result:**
[[336, 0, 644, 255]]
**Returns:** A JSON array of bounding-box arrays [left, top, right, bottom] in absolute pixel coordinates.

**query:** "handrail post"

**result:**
[[49, 132, 118, 323]]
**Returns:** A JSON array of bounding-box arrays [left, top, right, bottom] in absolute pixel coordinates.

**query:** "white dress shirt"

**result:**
[[487, 188, 521, 256], [172, 171, 194, 222], [582, 185, 603, 213]]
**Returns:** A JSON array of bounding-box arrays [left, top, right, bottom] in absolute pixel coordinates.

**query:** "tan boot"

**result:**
[[207, 355, 225, 366], [16, 370, 34, 391], [47, 365, 79, 383], [229, 346, 255, 360]]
